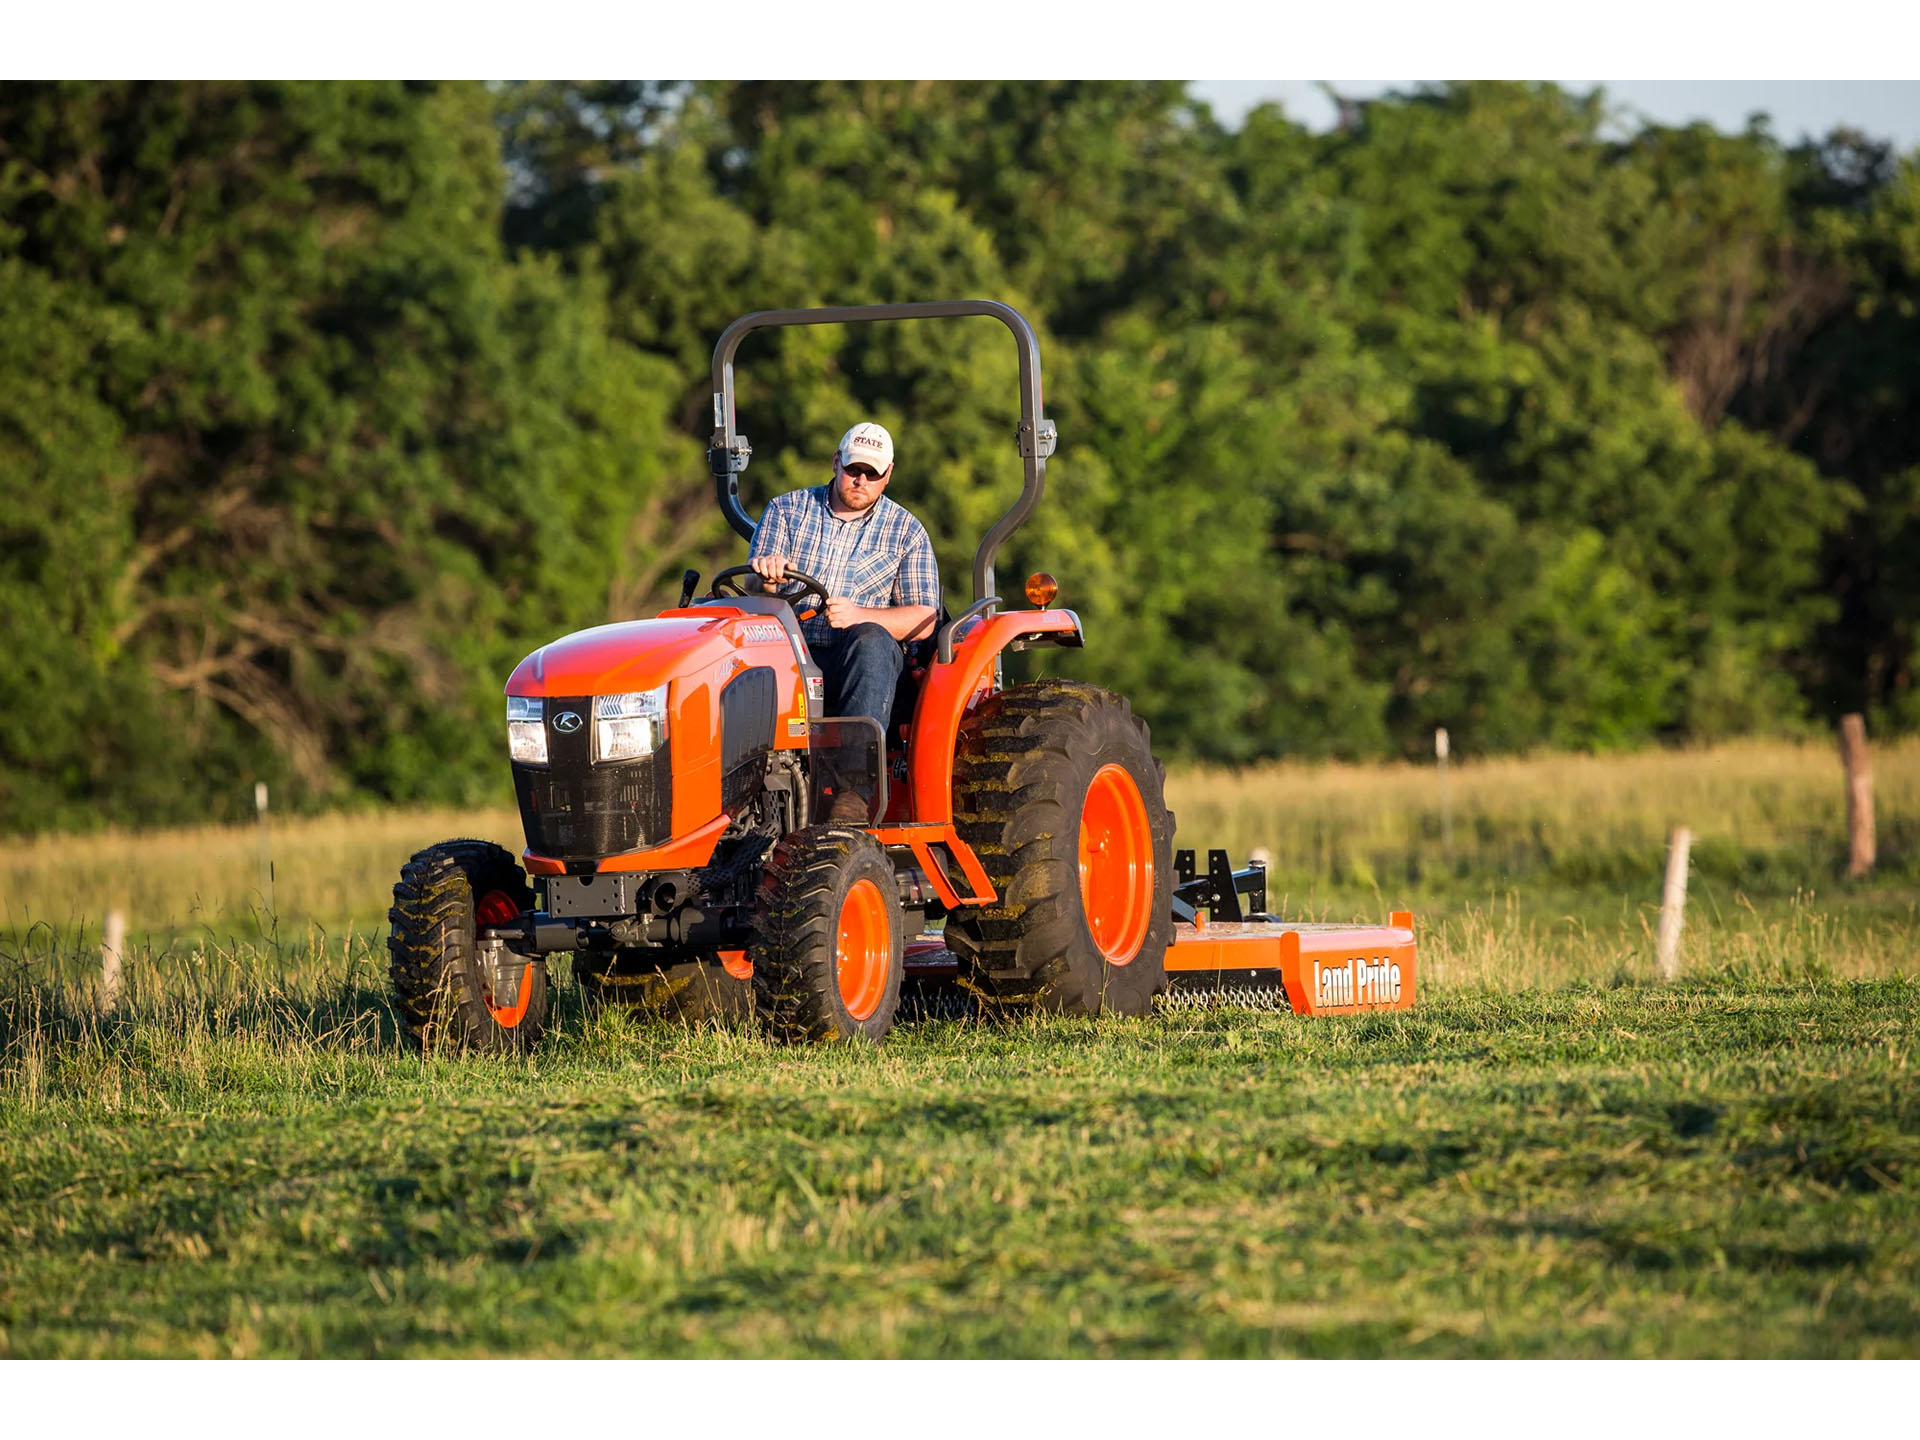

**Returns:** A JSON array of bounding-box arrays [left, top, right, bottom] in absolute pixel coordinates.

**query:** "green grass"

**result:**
[[2, 737, 1916, 1356], [2, 943, 1916, 1357]]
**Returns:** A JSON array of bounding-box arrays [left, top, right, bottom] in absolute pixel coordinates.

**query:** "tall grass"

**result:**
[[1416, 889, 1916, 989], [1, 736, 1913, 960], [0, 805, 521, 942], [0, 927, 396, 1115], [1, 879, 1907, 1097], [1173, 735, 1920, 896]]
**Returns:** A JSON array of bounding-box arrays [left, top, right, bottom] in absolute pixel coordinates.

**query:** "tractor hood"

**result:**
[[504, 616, 736, 698]]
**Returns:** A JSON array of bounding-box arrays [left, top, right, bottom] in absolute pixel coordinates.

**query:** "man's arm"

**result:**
[[822, 520, 938, 639], [823, 597, 938, 641], [821, 519, 937, 641], [747, 495, 794, 579]]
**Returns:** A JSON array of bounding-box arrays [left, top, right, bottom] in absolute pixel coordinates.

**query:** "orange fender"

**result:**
[[906, 607, 1082, 823]]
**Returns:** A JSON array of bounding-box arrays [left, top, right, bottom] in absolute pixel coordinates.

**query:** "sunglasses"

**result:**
[[841, 464, 884, 482]]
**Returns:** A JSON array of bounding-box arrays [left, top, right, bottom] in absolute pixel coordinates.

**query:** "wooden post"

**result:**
[[1435, 727, 1453, 863], [254, 780, 274, 913], [1656, 827, 1691, 981], [100, 910, 126, 1014], [1839, 714, 1875, 878]]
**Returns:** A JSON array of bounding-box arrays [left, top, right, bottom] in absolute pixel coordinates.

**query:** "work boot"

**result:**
[[827, 789, 871, 824]]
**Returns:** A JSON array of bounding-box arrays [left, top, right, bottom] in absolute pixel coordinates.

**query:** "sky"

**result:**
[[10, 4, 1920, 162], [1191, 80, 1920, 152]]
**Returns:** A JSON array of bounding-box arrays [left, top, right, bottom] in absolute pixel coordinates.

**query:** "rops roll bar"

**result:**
[[705, 300, 1056, 609]]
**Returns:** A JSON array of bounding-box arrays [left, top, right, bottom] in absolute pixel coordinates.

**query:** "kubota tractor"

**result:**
[[388, 301, 1416, 1051]]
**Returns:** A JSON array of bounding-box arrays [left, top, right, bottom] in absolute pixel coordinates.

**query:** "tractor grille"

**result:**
[[719, 666, 777, 813], [512, 696, 672, 863]]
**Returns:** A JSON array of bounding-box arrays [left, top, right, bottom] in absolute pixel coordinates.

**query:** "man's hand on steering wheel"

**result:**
[[707, 562, 831, 618], [749, 552, 793, 584]]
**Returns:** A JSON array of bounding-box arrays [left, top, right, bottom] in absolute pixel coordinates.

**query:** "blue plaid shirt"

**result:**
[[750, 485, 940, 645]]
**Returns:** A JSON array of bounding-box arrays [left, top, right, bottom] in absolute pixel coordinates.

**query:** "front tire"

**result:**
[[750, 826, 904, 1043], [947, 680, 1174, 1015], [388, 839, 546, 1052]]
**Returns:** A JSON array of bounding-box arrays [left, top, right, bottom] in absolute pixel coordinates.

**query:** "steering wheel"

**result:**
[[707, 563, 831, 617]]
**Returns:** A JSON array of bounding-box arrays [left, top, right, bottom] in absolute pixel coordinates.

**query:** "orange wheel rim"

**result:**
[[836, 877, 891, 1021], [1078, 763, 1154, 965]]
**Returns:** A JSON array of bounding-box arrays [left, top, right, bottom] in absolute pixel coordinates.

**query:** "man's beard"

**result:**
[[834, 477, 883, 513]]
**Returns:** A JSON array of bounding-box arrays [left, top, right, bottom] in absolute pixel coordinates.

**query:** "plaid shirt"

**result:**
[[751, 485, 940, 645]]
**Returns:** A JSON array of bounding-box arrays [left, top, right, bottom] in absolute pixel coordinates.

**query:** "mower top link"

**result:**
[[385, 301, 1417, 1051]]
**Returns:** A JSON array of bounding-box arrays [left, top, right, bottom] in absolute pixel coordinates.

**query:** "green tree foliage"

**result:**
[[0, 82, 692, 827], [1, 80, 1914, 831]]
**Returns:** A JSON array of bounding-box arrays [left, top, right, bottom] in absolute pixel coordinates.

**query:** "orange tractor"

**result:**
[[388, 302, 1416, 1050]]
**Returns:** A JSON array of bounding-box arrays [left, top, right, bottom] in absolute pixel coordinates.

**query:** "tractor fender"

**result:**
[[906, 608, 1083, 823]]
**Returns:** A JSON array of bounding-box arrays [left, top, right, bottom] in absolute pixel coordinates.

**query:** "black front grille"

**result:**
[[720, 666, 777, 813], [512, 696, 672, 861]]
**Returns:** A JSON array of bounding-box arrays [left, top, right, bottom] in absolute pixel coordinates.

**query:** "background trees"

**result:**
[[2, 79, 1913, 830]]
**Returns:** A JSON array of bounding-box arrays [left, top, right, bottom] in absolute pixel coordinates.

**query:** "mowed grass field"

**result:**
[[1, 739, 1915, 1357]]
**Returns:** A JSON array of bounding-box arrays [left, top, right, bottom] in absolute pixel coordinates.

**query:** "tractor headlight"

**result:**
[[506, 694, 548, 764], [594, 685, 668, 762]]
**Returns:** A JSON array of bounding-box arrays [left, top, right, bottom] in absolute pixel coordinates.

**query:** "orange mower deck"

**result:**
[[901, 909, 1417, 1017], [1161, 914, 1416, 1014]]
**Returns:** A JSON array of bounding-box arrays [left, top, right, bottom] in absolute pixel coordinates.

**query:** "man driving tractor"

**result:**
[[748, 421, 940, 820]]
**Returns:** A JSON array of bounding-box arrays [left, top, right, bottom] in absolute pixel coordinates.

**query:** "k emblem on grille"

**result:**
[[552, 711, 583, 733]]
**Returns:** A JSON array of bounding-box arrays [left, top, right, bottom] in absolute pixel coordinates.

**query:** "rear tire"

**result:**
[[388, 839, 545, 1052], [750, 826, 904, 1043], [947, 679, 1174, 1015]]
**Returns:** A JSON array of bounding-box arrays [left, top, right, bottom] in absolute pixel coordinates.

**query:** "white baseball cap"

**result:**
[[837, 421, 894, 474]]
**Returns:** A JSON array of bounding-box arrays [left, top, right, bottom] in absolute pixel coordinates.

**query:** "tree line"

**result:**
[[2, 80, 1915, 831]]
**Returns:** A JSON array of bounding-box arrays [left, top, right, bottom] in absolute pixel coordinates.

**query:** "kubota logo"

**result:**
[[552, 711, 583, 733]]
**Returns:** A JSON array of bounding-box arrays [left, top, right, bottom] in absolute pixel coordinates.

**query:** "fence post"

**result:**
[[100, 910, 126, 1014], [1656, 827, 1691, 981], [1839, 713, 1875, 878], [1435, 727, 1453, 864], [255, 780, 274, 913]]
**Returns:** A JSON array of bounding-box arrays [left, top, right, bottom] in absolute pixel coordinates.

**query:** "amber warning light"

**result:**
[[1025, 572, 1059, 608]]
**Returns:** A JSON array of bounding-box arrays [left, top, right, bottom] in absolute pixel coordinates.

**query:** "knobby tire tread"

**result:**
[[750, 825, 903, 1043], [947, 679, 1174, 1015], [387, 838, 543, 1053]]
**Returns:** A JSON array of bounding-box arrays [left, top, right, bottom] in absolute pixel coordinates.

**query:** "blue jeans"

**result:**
[[811, 622, 906, 732]]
